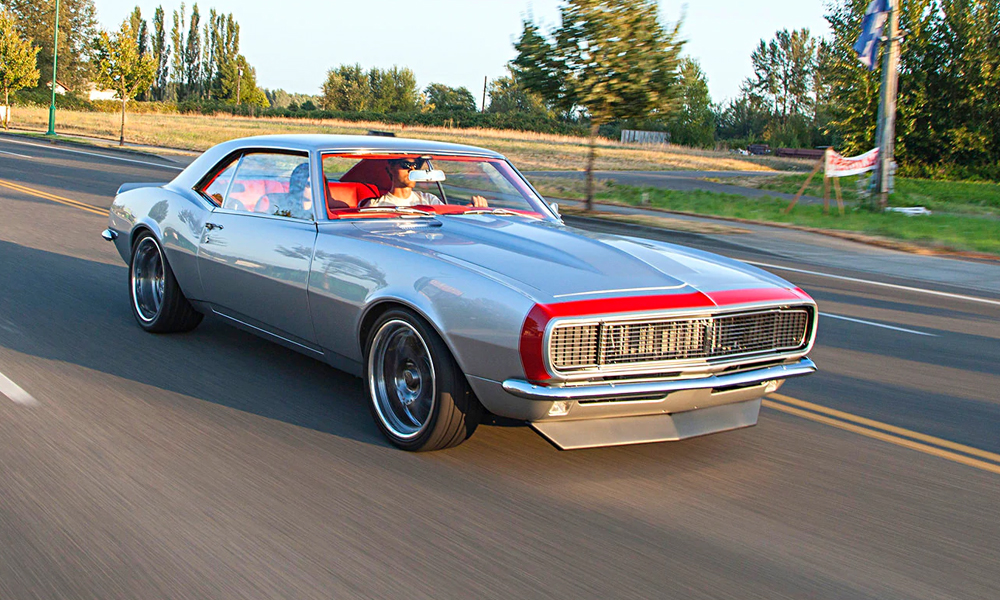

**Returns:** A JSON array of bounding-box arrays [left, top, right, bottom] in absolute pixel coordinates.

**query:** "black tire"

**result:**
[[129, 231, 203, 333], [364, 308, 483, 451]]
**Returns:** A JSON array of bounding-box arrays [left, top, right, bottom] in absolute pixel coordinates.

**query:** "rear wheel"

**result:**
[[129, 231, 202, 333], [365, 309, 482, 451]]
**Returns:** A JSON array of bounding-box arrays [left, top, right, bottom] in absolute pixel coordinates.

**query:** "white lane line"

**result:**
[[745, 260, 1000, 307], [0, 371, 38, 406], [0, 149, 32, 159], [819, 312, 938, 337], [0, 137, 185, 171]]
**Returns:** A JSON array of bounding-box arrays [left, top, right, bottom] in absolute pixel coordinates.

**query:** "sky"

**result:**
[[93, 0, 832, 105]]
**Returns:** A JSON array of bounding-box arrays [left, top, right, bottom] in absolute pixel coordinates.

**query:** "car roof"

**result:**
[[224, 134, 506, 159], [169, 133, 509, 193]]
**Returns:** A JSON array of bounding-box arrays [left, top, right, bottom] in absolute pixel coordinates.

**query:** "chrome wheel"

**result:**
[[368, 319, 436, 439], [131, 237, 165, 323]]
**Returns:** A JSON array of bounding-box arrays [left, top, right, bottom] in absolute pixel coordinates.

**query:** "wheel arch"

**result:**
[[358, 298, 468, 376]]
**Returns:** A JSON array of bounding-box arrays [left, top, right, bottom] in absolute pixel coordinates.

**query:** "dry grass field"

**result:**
[[12, 106, 808, 172]]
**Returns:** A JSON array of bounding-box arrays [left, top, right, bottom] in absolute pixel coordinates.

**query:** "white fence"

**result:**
[[620, 130, 669, 145]]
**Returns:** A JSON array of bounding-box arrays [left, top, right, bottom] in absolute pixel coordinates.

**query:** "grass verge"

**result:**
[[731, 173, 1000, 217], [558, 184, 1000, 256]]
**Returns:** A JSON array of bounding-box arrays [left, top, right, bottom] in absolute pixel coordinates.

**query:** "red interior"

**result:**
[[228, 179, 288, 211], [339, 159, 393, 194], [326, 182, 381, 211]]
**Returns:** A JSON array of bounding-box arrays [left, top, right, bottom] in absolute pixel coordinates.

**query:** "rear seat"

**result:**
[[327, 181, 381, 214]]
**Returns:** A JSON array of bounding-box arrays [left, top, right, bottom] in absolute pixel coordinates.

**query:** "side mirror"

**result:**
[[549, 202, 560, 216], [408, 169, 446, 183]]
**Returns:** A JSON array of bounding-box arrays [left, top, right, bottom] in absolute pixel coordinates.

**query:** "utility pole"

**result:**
[[875, 0, 901, 210], [482, 76, 487, 113], [46, 0, 61, 136]]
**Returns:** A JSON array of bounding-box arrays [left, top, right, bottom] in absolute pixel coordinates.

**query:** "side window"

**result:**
[[199, 158, 240, 205], [225, 152, 313, 220]]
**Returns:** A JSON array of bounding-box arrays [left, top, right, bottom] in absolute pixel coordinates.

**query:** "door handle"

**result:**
[[205, 222, 224, 231]]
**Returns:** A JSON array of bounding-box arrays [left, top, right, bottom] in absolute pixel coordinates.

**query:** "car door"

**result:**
[[196, 150, 320, 348]]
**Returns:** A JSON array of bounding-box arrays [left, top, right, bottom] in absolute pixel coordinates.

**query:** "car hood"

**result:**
[[349, 215, 793, 303]]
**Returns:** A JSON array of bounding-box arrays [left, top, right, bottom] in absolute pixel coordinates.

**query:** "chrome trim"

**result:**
[[211, 310, 324, 355], [502, 358, 816, 401], [101, 229, 118, 241], [542, 301, 818, 381]]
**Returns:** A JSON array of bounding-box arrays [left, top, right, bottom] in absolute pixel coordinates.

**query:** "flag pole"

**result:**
[[875, 0, 901, 211]]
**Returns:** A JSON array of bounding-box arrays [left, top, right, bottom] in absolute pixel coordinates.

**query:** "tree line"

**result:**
[[2, 0, 997, 180], [0, 0, 266, 106]]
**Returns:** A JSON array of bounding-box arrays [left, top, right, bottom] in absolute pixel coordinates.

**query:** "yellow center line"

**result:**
[[0, 179, 109, 217], [763, 397, 1000, 476], [769, 392, 1000, 464]]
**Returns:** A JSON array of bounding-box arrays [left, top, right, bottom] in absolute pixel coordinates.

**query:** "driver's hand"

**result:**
[[471, 195, 489, 207]]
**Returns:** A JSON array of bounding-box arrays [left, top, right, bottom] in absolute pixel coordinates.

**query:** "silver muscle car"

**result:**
[[103, 134, 818, 451]]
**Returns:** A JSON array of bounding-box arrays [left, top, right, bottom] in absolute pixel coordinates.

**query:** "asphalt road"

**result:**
[[1, 136, 998, 600]]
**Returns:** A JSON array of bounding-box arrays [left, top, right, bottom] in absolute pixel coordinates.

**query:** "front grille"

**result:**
[[549, 308, 811, 372]]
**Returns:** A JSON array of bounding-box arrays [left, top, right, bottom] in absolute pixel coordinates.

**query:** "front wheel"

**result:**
[[129, 231, 203, 333], [365, 309, 482, 451]]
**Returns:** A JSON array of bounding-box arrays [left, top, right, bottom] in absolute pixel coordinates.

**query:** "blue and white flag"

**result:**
[[854, 0, 890, 70]]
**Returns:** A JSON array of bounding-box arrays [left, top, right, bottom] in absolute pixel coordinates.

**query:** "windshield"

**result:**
[[321, 154, 554, 220]]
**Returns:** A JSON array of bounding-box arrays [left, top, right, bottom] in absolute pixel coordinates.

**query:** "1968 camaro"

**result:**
[[103, 134, 818, 451]]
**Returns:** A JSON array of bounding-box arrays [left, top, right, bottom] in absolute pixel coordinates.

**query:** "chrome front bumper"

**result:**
[[502, 358, 816, 402]]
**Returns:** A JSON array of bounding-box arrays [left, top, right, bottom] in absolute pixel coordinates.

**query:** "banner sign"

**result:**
[[825, 148, 879, 178]]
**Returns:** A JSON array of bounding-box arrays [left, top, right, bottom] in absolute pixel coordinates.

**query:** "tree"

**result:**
[[169, 3, 185, 99], [3, 0, 97, 89], [370, 66, 420, 112], [667, 58, 714, 147], [218, 53, 266, 107], [184, 3, 200, 97], [424, 83, 476, 112], [321, 64, 420, 113], [93, 18, 155, 145], [321, 63, 372, 111], [200, 8, 217, 99], [128, 7, 150, 99], [129, 6, 148, 56], [487, 69, 549, 114], [151, 6, 169, 100], [0, 9, 39, 129], [514, 0, 684, 209], [747, 28, 817, 124], [715, 94, 771, 143]]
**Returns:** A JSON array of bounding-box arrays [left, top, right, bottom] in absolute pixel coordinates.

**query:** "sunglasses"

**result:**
[[393, 160, 421, 170]]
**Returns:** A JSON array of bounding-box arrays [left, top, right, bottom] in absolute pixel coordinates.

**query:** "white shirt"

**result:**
[[367, 189, 442, 207]]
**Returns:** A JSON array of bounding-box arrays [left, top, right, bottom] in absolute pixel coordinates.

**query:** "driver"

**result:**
[[367, 158, 488, 208]]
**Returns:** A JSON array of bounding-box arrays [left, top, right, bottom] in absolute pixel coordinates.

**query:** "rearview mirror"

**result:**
[[408, 169, 446, 183]]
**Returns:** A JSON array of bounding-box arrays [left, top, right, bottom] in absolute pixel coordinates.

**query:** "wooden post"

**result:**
[[833, 177, 845, 216], [823, 176, 831, 214], [784, 156, 824, 214]]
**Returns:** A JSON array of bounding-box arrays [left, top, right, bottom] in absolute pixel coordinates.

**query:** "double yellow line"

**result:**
[[765, 393, 1000, 475], [0, 178, 109, 217]]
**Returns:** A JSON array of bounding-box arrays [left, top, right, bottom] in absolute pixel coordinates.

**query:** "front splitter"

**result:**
[[530, 399, 761, 450]]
